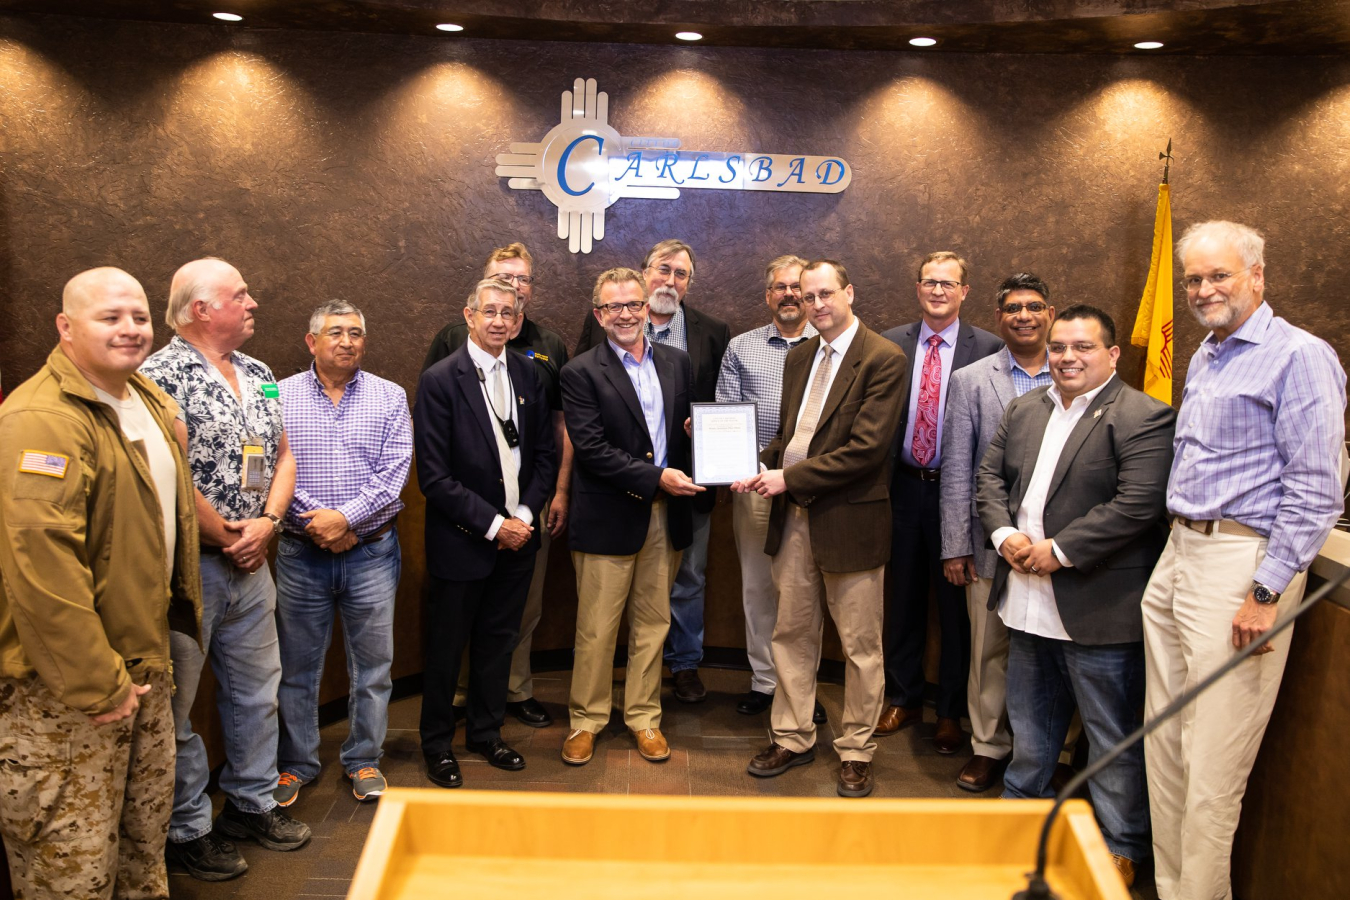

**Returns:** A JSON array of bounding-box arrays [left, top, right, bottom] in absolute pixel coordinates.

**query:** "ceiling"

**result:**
[[2, 0, 1349, 54]]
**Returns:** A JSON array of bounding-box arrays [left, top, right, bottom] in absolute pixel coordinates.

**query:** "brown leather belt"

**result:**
[[897, 463, 941, 483], [284, 517, 397, 550], [1171, 516, 1262, 539]]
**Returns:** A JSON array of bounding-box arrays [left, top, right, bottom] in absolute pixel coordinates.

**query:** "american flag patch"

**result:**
[[19, 451, 69, 478]]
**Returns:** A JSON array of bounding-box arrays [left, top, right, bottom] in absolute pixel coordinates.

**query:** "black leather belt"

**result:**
[[284, 517, 397, 550], [897, 463, 941, 483]]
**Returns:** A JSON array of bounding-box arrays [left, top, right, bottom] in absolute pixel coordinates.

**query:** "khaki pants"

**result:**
[[770, 504, 885, 762], [0, 670, 174, 900], [969, 578, 1081, 762], [1142, 523, 1305, 900], [568, 500, 681, 733], [732, 489, 779, 694], [456, 500, 552, 706]]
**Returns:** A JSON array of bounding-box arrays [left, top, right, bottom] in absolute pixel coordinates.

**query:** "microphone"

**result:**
[[1014, 563, 1350, 899]]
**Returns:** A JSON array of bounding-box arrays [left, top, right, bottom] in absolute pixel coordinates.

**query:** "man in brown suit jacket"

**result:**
[[732, 259, 907, 798]]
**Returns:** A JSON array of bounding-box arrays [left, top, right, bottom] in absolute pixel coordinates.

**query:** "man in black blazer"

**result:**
[[560, 267, 702, 766], [879, 252, 1002, 751], [976, 305, 1175, 887], [414, 278, 558, 788], [574, 240, 730, 704]]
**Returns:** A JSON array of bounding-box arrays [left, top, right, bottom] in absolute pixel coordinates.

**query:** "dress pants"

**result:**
[[1142, 523, 1305, 900], [569, 499, 681, 733], [770, 504, 885, 762], [455, 499, 552, 706], [886, 471, 970, 720], [421, 548, 535, 753], [732, 489, 778, 694]]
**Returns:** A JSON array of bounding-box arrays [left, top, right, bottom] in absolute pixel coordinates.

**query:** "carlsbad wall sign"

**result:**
[[496, 78, 853, 254]]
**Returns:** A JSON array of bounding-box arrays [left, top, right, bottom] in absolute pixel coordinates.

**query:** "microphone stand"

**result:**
[[1013, 564, 1350, 899]]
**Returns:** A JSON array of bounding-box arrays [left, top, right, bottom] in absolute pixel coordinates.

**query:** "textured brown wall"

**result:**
[[3, 16, 1350, 661]]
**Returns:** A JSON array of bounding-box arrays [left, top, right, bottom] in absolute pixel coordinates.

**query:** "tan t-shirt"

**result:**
[[93, 384, 177, 573]]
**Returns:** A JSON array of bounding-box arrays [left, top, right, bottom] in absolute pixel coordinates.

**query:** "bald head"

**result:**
[[62, 267, 147, 316], [166, 257, 241, 330], [56, 266, 154, 396], [165, 257, 257, 351]]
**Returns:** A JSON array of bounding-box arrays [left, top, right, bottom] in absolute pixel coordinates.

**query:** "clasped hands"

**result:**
[[496, 516, 533, 551], [999, 532, 1062, 576]]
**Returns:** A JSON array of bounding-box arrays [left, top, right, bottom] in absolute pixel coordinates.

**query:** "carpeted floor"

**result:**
[[166, 666, 1157, 898]]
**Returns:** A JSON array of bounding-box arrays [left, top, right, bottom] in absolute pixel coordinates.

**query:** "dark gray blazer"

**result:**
[[975, 376, 1176, 645]]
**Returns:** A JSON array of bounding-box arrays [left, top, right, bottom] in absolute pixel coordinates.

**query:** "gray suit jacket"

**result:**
[[975, 377, 1176, 645], [940, 349, 1021, 578]]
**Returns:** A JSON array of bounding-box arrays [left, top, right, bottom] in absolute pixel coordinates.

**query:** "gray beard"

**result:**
[[649, 287, 680, 316]]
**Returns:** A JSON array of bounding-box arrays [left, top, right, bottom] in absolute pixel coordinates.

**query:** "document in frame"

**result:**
[[691, 402, 759, 486]]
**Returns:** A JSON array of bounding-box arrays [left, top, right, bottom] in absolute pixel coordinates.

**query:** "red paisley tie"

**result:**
[[910, 334, 944, 467]]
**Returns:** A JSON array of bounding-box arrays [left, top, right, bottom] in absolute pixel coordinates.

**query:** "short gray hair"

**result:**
[[165, 256, 227, 330], [763, 254, 808, 290], [467, 278, 521, 314], [308, 300, 366, 335], [1176, 220, 1266, 268]]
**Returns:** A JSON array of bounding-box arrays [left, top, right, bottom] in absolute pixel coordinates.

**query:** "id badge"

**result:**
[[242, 440, 266, 492]]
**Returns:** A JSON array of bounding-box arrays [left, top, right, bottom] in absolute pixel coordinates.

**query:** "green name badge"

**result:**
[[260, 382, 280, 399]]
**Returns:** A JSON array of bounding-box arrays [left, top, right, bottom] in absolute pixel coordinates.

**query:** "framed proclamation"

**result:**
[[690, 402, 759, 486]]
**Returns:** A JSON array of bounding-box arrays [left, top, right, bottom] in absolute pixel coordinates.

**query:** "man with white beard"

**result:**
[[573, 240, 731, 705]]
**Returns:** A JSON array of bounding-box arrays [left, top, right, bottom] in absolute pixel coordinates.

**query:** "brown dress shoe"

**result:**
[[561, 729, 595, 766], [874, 704, 923, 736], [956, 754, 1008, 793], [672, 669, 707, 703], [747, 742, 815, 777], [1111, 854, 1137, 888], [632, 727, 671, 761], [837, 760, 874, 798], [933, 717, 965, 755]]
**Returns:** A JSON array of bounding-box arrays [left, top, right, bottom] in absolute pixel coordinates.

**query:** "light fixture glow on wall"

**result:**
[[909, 37, 938, 47], [676, 32, 703, 41], [1134, 41, 1164, 50], [436, 24, 465, 33], [212, 12, 243, 22]]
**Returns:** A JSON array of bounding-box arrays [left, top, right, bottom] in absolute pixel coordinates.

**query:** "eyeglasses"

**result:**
[[474, 307, 518, 321], [919, 279, 964, 293], [491, 273, 534, 286], [595, 300, 648, 315], [770, 283, 802, 296], [1180, 267, 1251, 294], [1001, 301, 1049, 315], [315, 327, 365, 341], [802, 289, 841, 305], [1047, 342, 1101, 355], [646, 265, 691, 282]]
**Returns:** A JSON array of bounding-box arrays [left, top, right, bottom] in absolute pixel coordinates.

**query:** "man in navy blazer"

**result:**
[[879, 251, 1003, 752], [414, 278, 557, 789], [560, 267, 702, 767]]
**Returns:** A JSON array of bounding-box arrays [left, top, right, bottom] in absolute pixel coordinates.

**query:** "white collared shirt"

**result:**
[[465, 339, 532, 539], [991, 374, 1115, 640], [793, 316, 860, 435]]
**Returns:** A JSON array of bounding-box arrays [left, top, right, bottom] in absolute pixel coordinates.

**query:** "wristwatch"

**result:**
[[263, 512, 283, 535], [1251, 582, 1280, 605]]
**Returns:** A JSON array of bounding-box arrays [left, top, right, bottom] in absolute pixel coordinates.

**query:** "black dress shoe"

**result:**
[[425, 750, 463, 788], [813, 700, 827, 725], [736, 690, 774, 715], [505, 697, 553, 728], [466, 739, 526, 771]]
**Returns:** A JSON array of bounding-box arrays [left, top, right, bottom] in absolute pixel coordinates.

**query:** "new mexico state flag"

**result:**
[[1132, 183, 1174, 405]]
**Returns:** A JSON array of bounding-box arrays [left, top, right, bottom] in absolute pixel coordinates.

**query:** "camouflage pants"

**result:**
[[0, 671, 173, 899]]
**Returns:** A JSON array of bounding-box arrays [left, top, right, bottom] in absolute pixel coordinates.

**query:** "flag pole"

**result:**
[[1159, 138, 1173, 184]]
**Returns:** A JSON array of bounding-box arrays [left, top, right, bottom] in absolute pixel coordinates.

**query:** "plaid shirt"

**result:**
[[1007, 348, 1052, 396], [1167, 302, 1346, 591], [279, 365, 412, 537], [647, 304, 688, 352], [715, 321, 818, 451]]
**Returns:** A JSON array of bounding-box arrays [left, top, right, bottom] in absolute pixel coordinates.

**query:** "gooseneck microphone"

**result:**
[[1013, 564, 1350, 900]]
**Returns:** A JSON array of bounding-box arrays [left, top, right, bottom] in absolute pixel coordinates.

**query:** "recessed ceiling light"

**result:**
[[212, 12, 242, 22], [1134, 41, 1164, 50], [436, 24, 465, 33], [909, 37, 938, 47], [676, 32, 703, 41]]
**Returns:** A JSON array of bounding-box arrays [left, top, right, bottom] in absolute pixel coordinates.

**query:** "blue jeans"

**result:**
[[665, 509, 711, 672], [169, 554, 284, 842], [1003, 629, 1151, 862], [275, 530, 400, 782]]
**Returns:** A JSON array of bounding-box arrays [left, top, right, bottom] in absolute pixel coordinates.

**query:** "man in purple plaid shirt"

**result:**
[[273, 301, 413, 807], [1142, 221, 1346, 900]]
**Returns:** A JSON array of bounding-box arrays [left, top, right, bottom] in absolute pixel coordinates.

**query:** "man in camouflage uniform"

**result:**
[[0, 267, 201, 898]]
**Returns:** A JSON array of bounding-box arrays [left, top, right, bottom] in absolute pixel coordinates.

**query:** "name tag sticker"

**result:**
[[260, 382, 280, 399], [533, 352, 549, 362], [19, 450, 69, 478], [242, 444, 266, 491]]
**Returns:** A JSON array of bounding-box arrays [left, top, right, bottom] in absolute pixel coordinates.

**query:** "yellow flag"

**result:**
[[1132, 183, 1174, 405]]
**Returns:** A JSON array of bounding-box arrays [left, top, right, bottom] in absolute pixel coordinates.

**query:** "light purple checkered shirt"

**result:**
[[1167, 302, 1346, 591], [280, 365, 413, 537]]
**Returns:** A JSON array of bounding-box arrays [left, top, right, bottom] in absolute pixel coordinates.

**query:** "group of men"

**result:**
[[0, 220, 1343, 900]]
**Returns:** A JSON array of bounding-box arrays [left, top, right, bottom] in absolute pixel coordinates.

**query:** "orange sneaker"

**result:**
[[273, 772, 302, 807]]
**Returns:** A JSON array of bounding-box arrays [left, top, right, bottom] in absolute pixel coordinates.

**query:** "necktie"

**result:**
[[911, 333, 944, 467], [783, 345, 834, 469], [492, 362, 520, 512]]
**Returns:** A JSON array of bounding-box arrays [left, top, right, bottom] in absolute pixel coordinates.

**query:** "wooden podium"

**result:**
[[348, 789, 1129, 900]]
